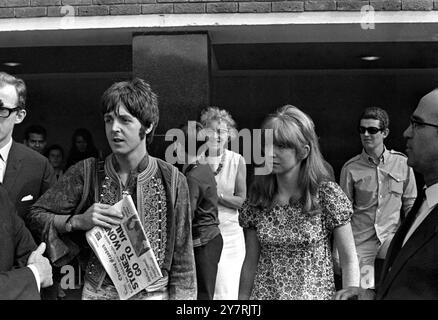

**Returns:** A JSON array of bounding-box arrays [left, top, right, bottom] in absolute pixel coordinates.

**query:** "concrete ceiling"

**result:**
[[1, 12, 438, 47], [2, 41, 438, 76], [2, 12, 438, 75]]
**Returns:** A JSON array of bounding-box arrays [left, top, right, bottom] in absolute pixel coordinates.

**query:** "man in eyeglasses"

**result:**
[[0, 72, 55, 220], [0, 72, 56, 299], [339, 107, 417, 291], [356, 90, 438, 300]]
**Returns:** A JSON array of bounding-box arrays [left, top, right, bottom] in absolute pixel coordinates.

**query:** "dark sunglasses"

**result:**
[[358, 126, 383, 135]]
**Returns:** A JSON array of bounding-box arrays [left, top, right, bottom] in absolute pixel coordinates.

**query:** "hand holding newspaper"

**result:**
[[86, 195, 163, 300]]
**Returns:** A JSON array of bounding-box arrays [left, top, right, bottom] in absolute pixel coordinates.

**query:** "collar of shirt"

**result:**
[[425, 182, 438, 209], [360, 146, 389, 166], [402, 182, 438, 247], [0, 138, 13, 163]]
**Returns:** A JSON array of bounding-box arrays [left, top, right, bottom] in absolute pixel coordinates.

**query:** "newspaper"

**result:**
[[86, 195, 163, 300]]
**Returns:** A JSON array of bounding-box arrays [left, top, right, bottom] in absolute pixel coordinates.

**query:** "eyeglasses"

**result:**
[[205, 128, 228, 136], [410, 117, 438, 130], [0, 99, 21, 118], [358, 126, 383, 135]]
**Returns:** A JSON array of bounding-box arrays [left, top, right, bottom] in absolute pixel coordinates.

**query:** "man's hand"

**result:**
[[71, 203, 123, 231], [334, 287, 376, 300], [334, 286, 360, 300], [27, 243, 53, 288]]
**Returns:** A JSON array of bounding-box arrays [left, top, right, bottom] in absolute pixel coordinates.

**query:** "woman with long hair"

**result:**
[[66, 128, 99, 169], [199, 107, 247, 300], [239, 105, 360, 300]]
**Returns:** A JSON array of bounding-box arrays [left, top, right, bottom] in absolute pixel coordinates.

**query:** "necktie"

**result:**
[[0, 153, 4, 184], [384, 187, 426, 271]]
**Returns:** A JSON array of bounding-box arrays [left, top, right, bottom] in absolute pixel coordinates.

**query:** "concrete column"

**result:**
[[133, 32, 211, 159]]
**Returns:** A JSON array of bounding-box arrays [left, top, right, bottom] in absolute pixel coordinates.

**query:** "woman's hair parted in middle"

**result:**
[[249, 105, 331, 213]]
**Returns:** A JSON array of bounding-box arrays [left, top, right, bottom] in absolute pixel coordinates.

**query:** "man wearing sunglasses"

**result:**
[[0, 72, 55, 220], [339, 107, 417, 291]]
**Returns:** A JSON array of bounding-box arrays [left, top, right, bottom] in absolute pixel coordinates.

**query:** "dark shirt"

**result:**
[[110, 153, 151, 208], [184, 162, 220, 247]]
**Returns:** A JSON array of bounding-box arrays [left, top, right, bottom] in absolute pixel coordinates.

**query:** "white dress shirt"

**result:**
[[403, 183, 438, 246], [27, 264, 41, 292], [0, 137, 13, 183]]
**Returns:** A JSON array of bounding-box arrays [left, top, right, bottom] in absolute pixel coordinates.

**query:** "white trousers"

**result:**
[[213, 220, 246, 300]]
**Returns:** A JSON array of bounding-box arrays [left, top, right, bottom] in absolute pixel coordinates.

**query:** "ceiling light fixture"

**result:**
[[361, 56, 380, 61], [3, 62, 21, 67]]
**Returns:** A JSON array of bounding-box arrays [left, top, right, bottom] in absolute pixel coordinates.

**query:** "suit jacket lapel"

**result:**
[[3, 141, 23, 194], [378, 204, 438, 298]]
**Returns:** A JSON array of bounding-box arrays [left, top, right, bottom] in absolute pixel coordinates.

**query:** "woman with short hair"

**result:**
[[199, 107, 247, 300]]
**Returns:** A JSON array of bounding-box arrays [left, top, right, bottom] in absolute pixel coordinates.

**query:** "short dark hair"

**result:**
[[45, 144, 64, 158], [0, 72, 26, 109], [360, 107, 390, 130], [24, 125, 47, 140], [101, 78, 159, 145]]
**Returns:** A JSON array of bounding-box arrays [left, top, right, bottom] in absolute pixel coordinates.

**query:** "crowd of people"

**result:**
[[1, 70, 438, 300]]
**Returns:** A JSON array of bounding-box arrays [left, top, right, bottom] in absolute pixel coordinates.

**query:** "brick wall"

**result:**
[[0, 0, 435, 18]]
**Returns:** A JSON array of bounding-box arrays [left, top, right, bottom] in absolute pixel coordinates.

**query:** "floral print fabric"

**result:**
[[239, 181, 353, 300]]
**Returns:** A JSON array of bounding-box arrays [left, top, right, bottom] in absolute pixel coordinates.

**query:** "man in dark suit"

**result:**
[[0, 72, 55, 221], [0, 186, 53, 300], [356, 89, 438, 300]]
